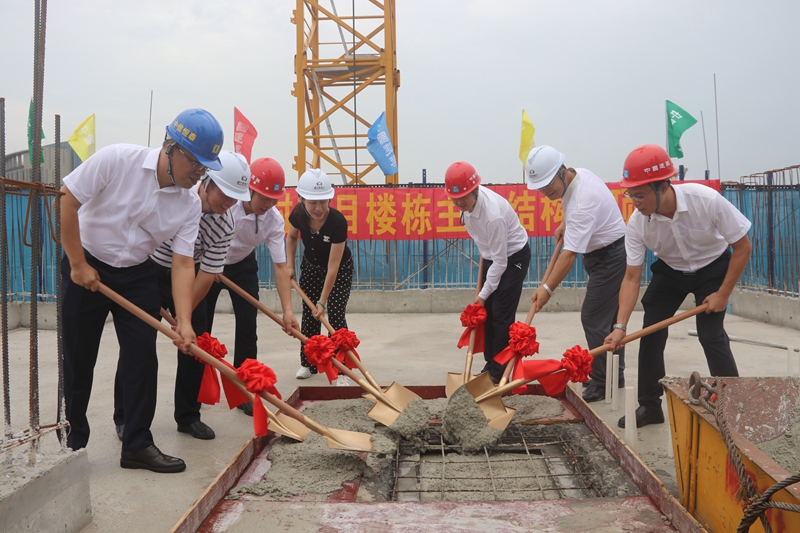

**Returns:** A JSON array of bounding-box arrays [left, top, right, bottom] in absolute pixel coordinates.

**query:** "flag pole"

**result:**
[[147, 90, 153, 147], [665, 100, 669, 151], [714, 74, 721, 180], [700, 111, 710, 178]]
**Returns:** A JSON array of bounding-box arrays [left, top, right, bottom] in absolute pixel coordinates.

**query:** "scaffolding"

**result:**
[[293, 0, 399, 185]]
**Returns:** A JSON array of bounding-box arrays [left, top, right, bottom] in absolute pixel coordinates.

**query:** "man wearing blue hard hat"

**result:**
[[60, 108, 223, 473]]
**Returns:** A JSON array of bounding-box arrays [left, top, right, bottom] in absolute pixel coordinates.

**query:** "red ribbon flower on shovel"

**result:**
[[304, 335, 338, 383], [537, 346, 594, 396], [331, 328, 362, 369], [236, 360, 282, 437], [194, 333, 249, 410], [457, 303, 487, 353], [493, 322, 540, 392]]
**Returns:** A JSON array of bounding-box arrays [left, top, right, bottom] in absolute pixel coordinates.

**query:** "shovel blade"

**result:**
[[367, 400, 401, 427], [323, 428, 374, 452], [382, 382, 418, 410], [464, 372, 496, 400], [488, 406, 517, 432], [272, 412, 311, 441], [474, 393, 509, 420], [446, 372, 478, 397]]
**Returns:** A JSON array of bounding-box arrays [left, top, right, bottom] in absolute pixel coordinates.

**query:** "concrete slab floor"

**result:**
[[1, 310, 798, 532]]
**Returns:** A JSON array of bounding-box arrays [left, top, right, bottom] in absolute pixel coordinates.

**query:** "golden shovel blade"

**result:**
[[445, 372, 479, 398], [472, 392, 510, 421], [464, 372, 497, 401], [367, 400, 401, 427], [272, 412, 311, 441], [488, 406, 517, 431], [365, 382, 419, 427], [320, 427, 374, 452]]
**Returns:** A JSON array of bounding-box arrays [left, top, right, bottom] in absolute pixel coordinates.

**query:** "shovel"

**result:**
[[464, 236, 564, 399], [445, 258, 484, 397], [98, 283, 373, 452], [476, 303, 711, 402], [157, 308, 307, 441], [217, 275, 411, 427], [291, 280, 420, 421]]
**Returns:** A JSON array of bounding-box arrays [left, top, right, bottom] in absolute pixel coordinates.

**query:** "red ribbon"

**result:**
[[457, 303, 487, 354], [195, 333, 227, 405], [331, 328, 361, 370], [492, 322, 540, 391], [303, 335, 338, 383], [518, 346, 595, 396], [236, 359, 282, 437]]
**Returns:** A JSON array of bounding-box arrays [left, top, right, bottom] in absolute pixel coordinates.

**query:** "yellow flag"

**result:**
[[518, 110, 536, 166], [68, 114, 96, 162]]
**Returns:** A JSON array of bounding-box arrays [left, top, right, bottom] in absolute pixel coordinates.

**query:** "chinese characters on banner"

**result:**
[[273, 181, 719, 240]]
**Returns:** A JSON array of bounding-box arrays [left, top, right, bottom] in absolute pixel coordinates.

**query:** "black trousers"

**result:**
[[61, 252, 159, 452], [581, 237, 626, 385], [481, 243, 531, 382], [205, 251, 260, 368], [113, 263, 207, 427], [298, 256, 354, 370], [637, 250, 739, 410]]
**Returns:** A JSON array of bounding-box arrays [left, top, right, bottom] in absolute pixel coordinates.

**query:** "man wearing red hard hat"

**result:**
[[605, 144, 752, 428], [445, 162, 531, 383]]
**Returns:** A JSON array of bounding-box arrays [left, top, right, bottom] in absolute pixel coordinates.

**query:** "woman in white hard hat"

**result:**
[[287, 169, 354, 381]]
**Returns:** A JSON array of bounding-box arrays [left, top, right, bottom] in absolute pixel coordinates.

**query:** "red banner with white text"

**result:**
[[273, 180, 719, 240]]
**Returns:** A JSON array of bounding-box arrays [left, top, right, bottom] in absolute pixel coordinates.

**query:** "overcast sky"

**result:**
[[2, 1, 798, 185]]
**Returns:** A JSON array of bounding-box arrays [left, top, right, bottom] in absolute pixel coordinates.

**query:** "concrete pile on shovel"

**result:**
[[291, 280, 430, 437], [217, 274, 429, 438], [98, 282, 373, 453]]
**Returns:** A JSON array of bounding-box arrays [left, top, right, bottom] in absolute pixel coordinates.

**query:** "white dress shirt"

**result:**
[[224, 202, 287, 265], [626, 183, 751, 272], [562, 169, 626, 254], [463, 186, 528, 301], [63, 144, 201, 267]]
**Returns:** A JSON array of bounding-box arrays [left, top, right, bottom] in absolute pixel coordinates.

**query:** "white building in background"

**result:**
[[2, 142, 80, 184]]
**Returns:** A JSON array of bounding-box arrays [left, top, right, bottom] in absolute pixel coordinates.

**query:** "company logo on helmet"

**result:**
[[624, 170, 629, 178], [212, 144, 221, 154], [452, 185, 461, 193], [273, 184, 281, 191], [315, 181, 323, 190]]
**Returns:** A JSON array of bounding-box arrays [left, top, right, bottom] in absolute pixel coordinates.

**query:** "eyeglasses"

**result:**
[[175, 146, 208, 172], [623, 188, 654, 203], [537, 169, 563, 192]]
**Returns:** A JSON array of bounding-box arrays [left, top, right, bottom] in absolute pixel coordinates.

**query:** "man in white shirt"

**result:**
[[525, 146, 627, 402], [605, 144, 752, 428], [445, 162, 531, 383], [60, 108, 224, 473], [205, 157, 299, 415]]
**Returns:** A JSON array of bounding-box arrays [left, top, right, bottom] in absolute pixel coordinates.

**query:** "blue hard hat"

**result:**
[[165, 109, 224, 171]]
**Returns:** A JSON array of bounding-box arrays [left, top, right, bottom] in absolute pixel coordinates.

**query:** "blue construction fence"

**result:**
[[3, 181, 799, 301]]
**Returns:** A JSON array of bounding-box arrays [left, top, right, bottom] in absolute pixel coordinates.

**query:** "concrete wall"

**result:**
[[8, 288, 798, 332]]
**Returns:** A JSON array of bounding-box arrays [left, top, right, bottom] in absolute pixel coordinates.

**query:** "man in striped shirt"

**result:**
[[113, 150, 251, 440]]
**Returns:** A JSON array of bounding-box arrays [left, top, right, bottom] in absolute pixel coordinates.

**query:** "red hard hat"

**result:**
[[620, 144, 677, 187], [445, 162, 481, 198], [249, 157, 285, 199]]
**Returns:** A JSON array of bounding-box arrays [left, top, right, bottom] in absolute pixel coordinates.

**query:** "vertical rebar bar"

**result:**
[[1, 98, 11, 462], [29, 0, 49, 462], [54, 114, 65, 448]]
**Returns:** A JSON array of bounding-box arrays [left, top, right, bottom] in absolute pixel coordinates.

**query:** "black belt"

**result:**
[[583, 236, 624, 259]]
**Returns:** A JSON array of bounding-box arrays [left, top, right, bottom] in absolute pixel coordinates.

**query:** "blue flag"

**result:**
[[366, 112, 398, 175]]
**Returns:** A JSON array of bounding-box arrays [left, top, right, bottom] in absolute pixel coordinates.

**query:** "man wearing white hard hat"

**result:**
[[114, 150, 251, 441], [287, 169, 354, 382], [526, 146, 627, 403]]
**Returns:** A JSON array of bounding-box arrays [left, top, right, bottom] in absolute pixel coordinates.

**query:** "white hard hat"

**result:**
[[525, 146, 566, 190], [297, 168, 334, 200], [206, 151, 251, 201]]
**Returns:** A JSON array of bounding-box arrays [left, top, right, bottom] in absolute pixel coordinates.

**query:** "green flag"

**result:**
[[27, 99, 45, 164], [666, 100, 697, 159]]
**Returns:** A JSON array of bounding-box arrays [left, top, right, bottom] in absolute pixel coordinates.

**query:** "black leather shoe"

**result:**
[[582, 385, 606, 403], [120, 445, 186, 473], [618, 406, 665, 428], [237, 402, 253, 417], [116, 424, 124, 442], [177, 420, 216, 440]]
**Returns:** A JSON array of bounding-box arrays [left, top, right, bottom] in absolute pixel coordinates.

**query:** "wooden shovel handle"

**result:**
[[525, 236, 564, 325], [480, 302, 711, 401]]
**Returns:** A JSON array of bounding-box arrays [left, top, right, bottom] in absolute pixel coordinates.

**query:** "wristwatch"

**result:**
[[613, 323, 627, 332]]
